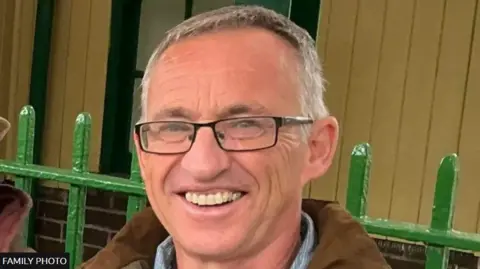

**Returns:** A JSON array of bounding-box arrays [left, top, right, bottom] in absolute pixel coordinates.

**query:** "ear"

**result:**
[[301, 116, 339, 185], [133, 133, 149, 183]]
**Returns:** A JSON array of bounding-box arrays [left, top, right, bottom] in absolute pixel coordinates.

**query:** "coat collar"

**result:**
[[80, 199, 390, 269]]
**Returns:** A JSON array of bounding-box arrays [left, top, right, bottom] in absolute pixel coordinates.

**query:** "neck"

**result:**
[[175, 208, 303, 269]]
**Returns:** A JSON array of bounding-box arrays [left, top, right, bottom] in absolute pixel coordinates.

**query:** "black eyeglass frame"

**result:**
[[134, 116, 314, 155]]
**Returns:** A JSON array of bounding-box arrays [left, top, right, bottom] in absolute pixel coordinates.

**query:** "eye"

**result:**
[[231, 119, 260, 128], [157, 122, 191, 132]]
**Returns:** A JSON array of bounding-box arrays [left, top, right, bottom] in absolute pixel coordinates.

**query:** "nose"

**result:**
[[180, 127, 230, 181]]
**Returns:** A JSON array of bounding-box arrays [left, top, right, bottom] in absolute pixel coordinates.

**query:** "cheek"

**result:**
[[269, 138, 306, 196], [142, 155, 181, 231], [276, 134, 305, 174], [236, 148, 300, 220], [142, 155, 179, 199], [234, 141, 302, 198]]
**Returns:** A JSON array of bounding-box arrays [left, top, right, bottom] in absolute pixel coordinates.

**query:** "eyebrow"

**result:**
[[217, 103, 268, 119], [152, 107, 196, 121]]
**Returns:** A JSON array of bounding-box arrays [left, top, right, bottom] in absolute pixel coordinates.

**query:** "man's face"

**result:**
[[136, 28, 337, 260]]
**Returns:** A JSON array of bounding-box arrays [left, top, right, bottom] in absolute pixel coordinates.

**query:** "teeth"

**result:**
[[185, 191, 244, 206], [206, 194, 215, 205], [215, 193, 223, 204], [232, 192, 241, 200]]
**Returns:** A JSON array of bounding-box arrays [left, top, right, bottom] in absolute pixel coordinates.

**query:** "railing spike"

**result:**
[[14, 105, 36, 247], [65, 112, 91, 269], [425, 154, 459, 269], [346, 143, 372, 218]]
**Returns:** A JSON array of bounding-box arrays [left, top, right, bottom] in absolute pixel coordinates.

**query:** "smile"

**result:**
[[176, 190, 248, 219], [184, 191, 245, 206]]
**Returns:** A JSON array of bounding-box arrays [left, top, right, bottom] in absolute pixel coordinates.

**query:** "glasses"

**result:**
[[135, 116, 313, 154]]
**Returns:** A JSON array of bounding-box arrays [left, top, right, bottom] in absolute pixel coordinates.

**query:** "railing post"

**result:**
[[126, 148, 146, 220], [65, 113, 91, 269], [346, 143, 372, 218], [425, 154, 459, 269], [14, 105, 36, 247]]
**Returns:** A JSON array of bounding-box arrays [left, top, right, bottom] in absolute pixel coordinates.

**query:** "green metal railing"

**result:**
[[1, 106, 480, 269]]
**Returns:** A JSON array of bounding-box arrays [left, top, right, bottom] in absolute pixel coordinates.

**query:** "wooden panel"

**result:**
[[42, 0, 111, 172], [0, 0, 15, 158], [310, 0, 359, 201], [474, 2, 480, 235], [388, 0, 446, 223], [417, 0, 477, 230], [304, 0, 331, 199], [59, 0, 92, 169], [4, 1, 21, 159], [314, 0, 480, 230], [42, 0, 73, 168], [0, 0, 9, 112], [367, 0, 415, 219], [335, 0, 386, 205], [5, 0, 36, 160], [0, 0, 7, 128], [457, 0, 480, 233], [82, 0, 111, 172]]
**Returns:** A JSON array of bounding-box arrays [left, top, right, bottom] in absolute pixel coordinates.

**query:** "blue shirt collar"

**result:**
[[154, 211, 317, 269]]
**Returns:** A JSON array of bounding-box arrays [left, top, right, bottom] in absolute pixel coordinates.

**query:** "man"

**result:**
[[82, 5, 390, 269], [0, 116, 34, 252]]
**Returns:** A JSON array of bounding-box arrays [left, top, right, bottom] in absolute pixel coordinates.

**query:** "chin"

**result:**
[[173, 224, 248, 258]]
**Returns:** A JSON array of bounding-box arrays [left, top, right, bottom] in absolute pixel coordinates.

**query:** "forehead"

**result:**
[[146, 27, 301, 120]]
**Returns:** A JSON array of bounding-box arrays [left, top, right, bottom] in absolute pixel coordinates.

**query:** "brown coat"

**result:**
[[80, 199, 391, 269]]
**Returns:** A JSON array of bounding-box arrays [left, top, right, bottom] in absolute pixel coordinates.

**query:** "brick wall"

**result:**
[[20, 185, 478, 268], [376, 238, 479, 269], [35, 186, 128, 261]]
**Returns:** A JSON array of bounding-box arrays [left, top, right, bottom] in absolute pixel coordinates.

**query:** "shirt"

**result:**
[[153, 211, 317, 269]]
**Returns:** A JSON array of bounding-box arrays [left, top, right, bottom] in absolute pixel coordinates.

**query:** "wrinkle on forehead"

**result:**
[[159, 51, 258, 72], [147, 28, 302, 119]]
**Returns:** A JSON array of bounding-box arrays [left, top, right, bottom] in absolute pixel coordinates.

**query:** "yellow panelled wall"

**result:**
[[42, 0, 111, 172], [0, 0, 36, 160], [0, 0, 111, 172], [0, 0, 14, 158], [313, 0, 480, 233], [1, 0, 479, 234]]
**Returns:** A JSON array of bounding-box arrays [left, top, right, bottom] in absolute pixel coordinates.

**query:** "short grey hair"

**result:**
[[140, 5, 329, 123]]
